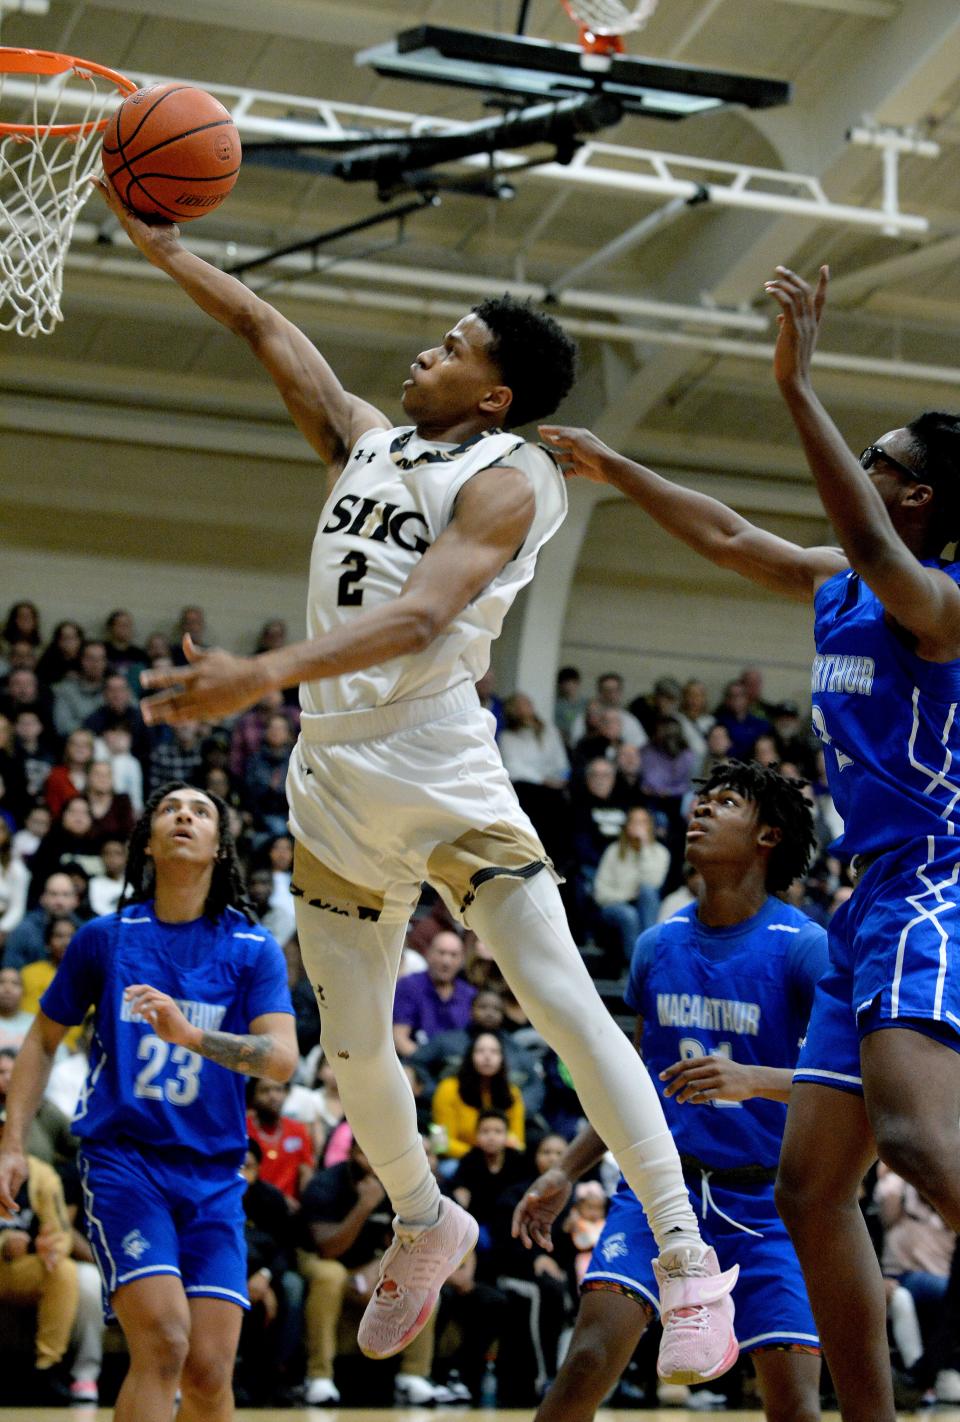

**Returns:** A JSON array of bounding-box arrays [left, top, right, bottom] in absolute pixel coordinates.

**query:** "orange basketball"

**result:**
[[101, 82, 241, 222]]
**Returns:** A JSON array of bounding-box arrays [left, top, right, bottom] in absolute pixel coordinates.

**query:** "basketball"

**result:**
[[101, 82, 241, 223]]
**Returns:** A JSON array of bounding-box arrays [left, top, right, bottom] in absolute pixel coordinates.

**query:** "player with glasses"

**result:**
[[539, 263, 960, 1422]]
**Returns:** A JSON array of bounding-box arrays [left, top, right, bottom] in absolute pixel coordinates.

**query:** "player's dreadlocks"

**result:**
[[121, 780, 254, 922], [696, 760, 817, 892]]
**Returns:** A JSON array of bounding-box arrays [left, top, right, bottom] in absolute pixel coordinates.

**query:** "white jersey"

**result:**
[[301, 425, 567, 715]]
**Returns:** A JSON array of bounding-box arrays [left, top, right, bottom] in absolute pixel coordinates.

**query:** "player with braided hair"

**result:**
[[515, 762, 827, 1422], [541, 263, 960, 1422], [0, 783, 297, 1422]]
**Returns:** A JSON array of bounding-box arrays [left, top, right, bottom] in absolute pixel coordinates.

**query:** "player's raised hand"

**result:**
[[765, 264, 829, 391], [660, 1053, 757, 1104], [0, 1147, 28, 1219], [538, 425, 620, 484], [511, 1166, 572, 1250], [140, 634, 268, 725], [92, 174, 181, 261], [124, 985, 196, 1047]]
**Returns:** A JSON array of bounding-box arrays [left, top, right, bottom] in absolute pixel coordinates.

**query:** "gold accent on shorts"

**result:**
[[426, 821, 555, 917], [292, 840, 386, 923]]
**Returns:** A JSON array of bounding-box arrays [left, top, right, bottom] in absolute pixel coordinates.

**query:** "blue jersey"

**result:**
[[626, 898, 828, 1171], [41, 902, 293, 1164], [812, 562, 960, 858]]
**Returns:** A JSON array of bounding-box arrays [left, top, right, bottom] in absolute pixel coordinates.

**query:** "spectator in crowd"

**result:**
[[412, 989, 545, 1117], [144, 631, 171, 665], [1, 667, 54, 728], [0, 641, 40, 685], [876, 1165, 953, 1346], [44, 728, 94, 818], [771, 700, 816, 777], [12, 710, 55, 801], [84, 760, 135, 846], [0, 1049, 75, 1166], [4, 872, 80, 971], [0, 968, 33, 1049], [393, 930, 475, 1058], [676, 679, 715, 759], [564, 1180, 608, 1285], [52, 641, 109, 738], [238, 1138, 302, 1406], [28, 800, 102, 901], [171, 605, 207, 664], [499, 692, 570, 862], [266, 832, 295, 914], [56, 1173, 105, 1406], [35, 621, 83, 688], [247, 866, 296, 950], [19, 916, 75, 1019], [229, 692, 298, 779], [452, 1108, 529, 1259], [591, 807, 670, 963], [284, 1056, 346, 1158], [102, 609, 147, 676], [700, 720, 734, 776], [432, 1031, 526, 1160], [476, 667, 505, 737], [639, 715, 697, 809], [148, 718, 205, 793], [554, 666, 587, 747], [245, 712, 295, 841], [84, 671, 151, 767], [93, 721, 143, 814], [570, 673, 647, 749], [571, 758, 628, 895], [246, 1077, 315, 1205], [741, 664, 774, 719], [0, 1109, 78, 1403], [572, 706, 624, 772], [3, 602, 41, 651], [629, 675, 682, 740], [297, 1134, 446, 1406], [613, 742, 643, 804], [657, 863, 704, 922], [12, 804, 49, 866], [255, 619, 288, 654], [714, 679, 773, 761], [86, 838, 129, 917], [0, 818, 28, 949], [0, 717, 28, 827]]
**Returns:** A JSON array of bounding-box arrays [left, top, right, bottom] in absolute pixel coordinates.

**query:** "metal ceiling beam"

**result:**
[[772, 0, 897, 15]]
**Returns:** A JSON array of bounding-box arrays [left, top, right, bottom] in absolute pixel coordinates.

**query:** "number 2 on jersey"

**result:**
[[337, 551, 368, 606], [134, 1034, 203, 1106]]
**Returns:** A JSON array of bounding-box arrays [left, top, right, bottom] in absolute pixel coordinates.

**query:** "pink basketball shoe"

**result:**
[[653, 1244, 740, 1385], [358, 1198, 479, 1360]]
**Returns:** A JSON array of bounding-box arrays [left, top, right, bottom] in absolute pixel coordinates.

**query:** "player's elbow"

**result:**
[[232, 293, 277, 347], [262, 1043, 298, 1084], [398, 602, 442, 653]]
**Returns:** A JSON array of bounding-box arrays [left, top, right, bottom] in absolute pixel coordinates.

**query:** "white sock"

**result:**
[[467, 871, 701, 1251]]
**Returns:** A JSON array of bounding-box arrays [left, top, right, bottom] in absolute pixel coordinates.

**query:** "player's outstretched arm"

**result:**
[[140, 465, 536, 724], [0, 1013, 67, 1216], [769, 264, 960, 657], [124, 986, 298, 1082], [539, 424, 844, 602], [512, 1123, 606, 1250], [94, 177, 390, 473]]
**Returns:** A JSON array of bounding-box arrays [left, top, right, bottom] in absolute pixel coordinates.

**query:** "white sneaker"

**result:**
[[358, 1197, 479, 1359], [937, 1369, 960, 1403], [653, 1243, 739, 1385], [304, 1375, 340, 1405], [394, 1373, 445, 1404]]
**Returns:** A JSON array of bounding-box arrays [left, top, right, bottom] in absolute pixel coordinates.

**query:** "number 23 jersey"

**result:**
[[40, 903, 293, 1162], [301, 426, 566, 715]]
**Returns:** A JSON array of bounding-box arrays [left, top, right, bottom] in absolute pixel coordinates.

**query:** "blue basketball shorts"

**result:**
[[582, 1175, 819, 1354], [78, 1140, 249, 1320], [795, 838, 960, 1097]]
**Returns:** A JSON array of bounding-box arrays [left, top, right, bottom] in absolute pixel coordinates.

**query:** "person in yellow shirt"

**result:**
[[20, 915, 76, 1018], [0, 1109, 79, 1400], [431, 1031, 525, 1160]]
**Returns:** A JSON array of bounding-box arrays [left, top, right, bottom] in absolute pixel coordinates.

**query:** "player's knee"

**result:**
[[181, 1343, 234, 1400], [554, 1326, 630, 1399], [138, 1316, 190, 1378]]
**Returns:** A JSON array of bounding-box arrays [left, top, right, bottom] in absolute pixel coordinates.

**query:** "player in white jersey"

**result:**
[[97, 176, 739, 1386]]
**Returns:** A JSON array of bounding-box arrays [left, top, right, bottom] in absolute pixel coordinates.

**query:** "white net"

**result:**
[[564, 0, 659, 37], [0, 53, 132, 337]]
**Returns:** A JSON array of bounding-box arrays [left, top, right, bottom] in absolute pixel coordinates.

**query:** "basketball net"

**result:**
[[0, 48, 135, 337], [562, 0, 659, 59]]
